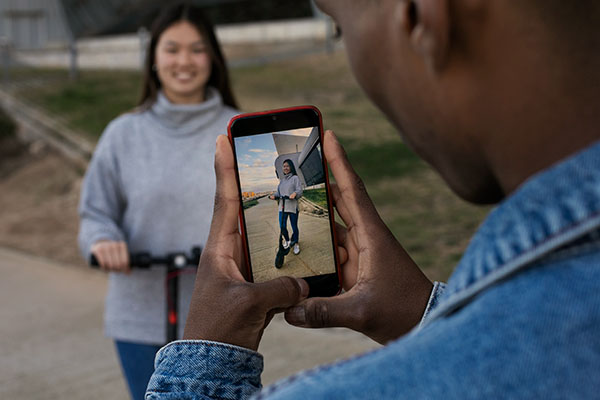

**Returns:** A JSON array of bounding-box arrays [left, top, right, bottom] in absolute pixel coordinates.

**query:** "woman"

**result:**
[[269, 159, 303, 255], [77, 4, 238, 399]]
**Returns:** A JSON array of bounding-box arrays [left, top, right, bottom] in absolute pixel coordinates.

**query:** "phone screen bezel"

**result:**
[[228, 106, 341, 297]]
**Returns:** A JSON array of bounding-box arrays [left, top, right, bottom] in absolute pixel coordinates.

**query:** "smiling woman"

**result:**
[[137, 3, 237, 109], [154, 21, 212, 104], [77, 3, 239, 400]]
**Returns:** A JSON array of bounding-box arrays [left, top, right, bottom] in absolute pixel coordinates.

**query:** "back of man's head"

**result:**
[[514, 1, 599, 63], [316, 0, 599, 204], [522, 1, 599, 36]]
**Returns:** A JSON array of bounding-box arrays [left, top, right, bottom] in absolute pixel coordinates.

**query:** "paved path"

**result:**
[[0, 247, 127, 399], [0, 247, 379, 399], [245, 197, 336, 283]]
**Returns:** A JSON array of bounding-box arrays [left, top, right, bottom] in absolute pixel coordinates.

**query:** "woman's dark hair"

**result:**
[[137, 2, 238, 109], [283, 159, 297, 176]]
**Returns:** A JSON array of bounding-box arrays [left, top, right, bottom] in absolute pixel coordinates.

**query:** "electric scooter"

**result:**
[[89, 247, 201, 344]]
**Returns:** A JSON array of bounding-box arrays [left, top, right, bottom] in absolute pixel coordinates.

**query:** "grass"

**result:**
[[8, 51, 490, 281], [341, 137, 425, 184], [13, 69, 142, 141], [302, 188, 328, 209]]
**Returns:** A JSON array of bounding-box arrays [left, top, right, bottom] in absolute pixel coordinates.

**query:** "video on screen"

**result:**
[[234, 127, 336, 283]]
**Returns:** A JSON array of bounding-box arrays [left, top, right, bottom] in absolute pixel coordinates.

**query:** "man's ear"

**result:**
[[404, 0, 451, 73]]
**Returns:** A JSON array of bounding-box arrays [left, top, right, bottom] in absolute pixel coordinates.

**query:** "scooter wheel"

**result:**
[[275, 254, 284, 269]]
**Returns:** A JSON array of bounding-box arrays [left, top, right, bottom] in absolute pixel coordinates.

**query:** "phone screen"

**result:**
[[229, 107, 340, 295]]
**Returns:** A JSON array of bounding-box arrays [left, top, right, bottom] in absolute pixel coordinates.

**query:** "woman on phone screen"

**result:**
[[269, 159, 303, 255], [77, 3, 238, 399]]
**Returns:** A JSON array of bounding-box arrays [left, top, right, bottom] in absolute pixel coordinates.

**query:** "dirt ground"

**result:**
[[0, 136, 84, 267]]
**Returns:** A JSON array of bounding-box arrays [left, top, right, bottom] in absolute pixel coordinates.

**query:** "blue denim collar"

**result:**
[[424, 140, 600, 324]]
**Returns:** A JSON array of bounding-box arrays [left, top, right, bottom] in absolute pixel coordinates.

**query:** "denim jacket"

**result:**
[[147, 141, 600, 399]]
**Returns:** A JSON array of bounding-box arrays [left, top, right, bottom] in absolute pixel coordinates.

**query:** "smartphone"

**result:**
[[228, 106, 341, 297]]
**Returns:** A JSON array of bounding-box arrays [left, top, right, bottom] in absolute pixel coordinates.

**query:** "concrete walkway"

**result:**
[[245, 197, 336, 283], [0, 247, 127, 399], [0, 247, 379, 399]]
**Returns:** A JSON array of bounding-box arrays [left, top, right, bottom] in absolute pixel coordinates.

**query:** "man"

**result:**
[[147, 0, 600, 398]]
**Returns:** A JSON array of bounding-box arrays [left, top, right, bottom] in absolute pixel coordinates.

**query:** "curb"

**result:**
[[299, 197, 328, 218], [0, 88, 93, 169]]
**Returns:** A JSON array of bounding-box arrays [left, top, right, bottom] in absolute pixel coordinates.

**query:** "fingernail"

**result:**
[[287, 306, 306, 325], [297, 278, 309, 298]]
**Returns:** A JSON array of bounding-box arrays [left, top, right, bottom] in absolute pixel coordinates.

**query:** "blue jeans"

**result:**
[[115, 340, 162, 400], [279, 211, 299, 244]]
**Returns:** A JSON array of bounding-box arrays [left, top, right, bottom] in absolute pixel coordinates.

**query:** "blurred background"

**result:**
[[0, 0, 489, 398]]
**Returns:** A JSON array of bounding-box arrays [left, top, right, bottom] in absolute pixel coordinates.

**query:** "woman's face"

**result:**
[[155, 20, 211, 104], [283, 162, 291, 174]]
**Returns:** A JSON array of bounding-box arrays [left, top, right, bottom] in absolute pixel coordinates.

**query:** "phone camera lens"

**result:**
[[272, 115, 277, 121]]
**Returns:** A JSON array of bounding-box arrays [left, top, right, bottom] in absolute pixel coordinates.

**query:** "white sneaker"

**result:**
[[283, 239, 290, 249], [293, 243, 300, 255]]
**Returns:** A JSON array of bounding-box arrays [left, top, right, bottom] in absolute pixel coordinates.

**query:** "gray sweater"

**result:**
[[78, 88, 238, 344], [276, 173, 303, 213]]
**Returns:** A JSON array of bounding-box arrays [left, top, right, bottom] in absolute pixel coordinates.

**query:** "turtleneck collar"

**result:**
[[146, 87, 224, 137]]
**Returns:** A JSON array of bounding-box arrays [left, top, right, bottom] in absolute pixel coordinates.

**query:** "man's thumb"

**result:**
[[207, 135, 240, 240], [284, 294, 355, 329], [254, 277, 309, 311]]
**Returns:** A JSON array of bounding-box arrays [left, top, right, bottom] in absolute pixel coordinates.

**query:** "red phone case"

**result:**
[[227, 105, 342, 291]]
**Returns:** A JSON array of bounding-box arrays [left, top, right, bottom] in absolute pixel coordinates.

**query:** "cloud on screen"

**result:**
[[239, 150, 279, 193]]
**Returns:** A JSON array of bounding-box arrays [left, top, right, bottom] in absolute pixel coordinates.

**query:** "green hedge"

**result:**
[[243, 199, 259, 209], [303, 188, 327, 209]]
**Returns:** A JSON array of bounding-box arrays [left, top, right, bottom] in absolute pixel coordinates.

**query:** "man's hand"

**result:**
[[284, 130, 433, 345], [289, 192, 297, 199], [91, 240, 130, 274], [183, 135, 309, 351]]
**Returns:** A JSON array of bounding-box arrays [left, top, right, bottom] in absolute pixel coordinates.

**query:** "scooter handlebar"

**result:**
[[89, 252, 153, 269], [89, 247, 201, 269]]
